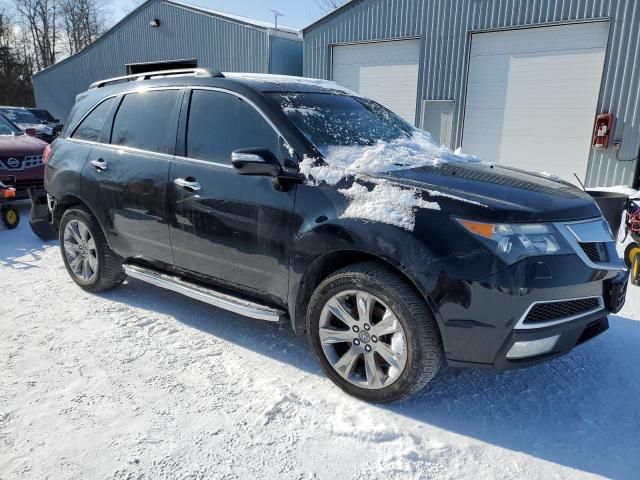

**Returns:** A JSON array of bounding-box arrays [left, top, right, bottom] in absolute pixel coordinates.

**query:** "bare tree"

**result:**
[[0, 11, 35, 105], [14, 0, 58, 70], [59, 0, 106, 55], [315, 0, 350, 13]]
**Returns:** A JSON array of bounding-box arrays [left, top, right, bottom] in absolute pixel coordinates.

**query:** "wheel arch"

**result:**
[[290, 249, 442, 336], [53, 194, 114, 249]]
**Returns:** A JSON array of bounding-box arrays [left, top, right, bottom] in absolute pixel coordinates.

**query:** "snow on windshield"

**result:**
[[277, 92, 481, 230]]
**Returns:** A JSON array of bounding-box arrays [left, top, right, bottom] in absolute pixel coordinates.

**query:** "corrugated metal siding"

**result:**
[[32, 0, 281, 121], [304, 0, 640, 187], [269, 36, 303, 76]]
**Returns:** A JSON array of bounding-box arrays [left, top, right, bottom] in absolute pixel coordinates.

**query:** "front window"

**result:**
[[30, 109, 56, 123], [0, 108, 41, 125], [0, 115, 23, 136]]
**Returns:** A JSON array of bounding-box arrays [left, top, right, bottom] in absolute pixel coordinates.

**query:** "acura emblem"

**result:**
[[6, 158, 20, 168]]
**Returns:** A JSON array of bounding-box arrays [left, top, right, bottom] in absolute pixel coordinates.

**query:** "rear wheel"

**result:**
[[1, 205, 20, 229], [59, 206, 126, 292], [306, 262, 443, 403]]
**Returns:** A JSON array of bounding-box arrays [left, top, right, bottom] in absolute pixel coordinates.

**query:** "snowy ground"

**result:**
[[1, 200, 639, 480]]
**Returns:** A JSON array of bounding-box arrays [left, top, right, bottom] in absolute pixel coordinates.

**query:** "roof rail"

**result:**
[[89, 68, 224, 89]]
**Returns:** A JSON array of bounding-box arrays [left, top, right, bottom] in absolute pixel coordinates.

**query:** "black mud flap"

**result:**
[[27, 187, 57, 241]]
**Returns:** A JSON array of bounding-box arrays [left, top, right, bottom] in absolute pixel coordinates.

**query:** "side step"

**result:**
[[123, 264, 285, 322]]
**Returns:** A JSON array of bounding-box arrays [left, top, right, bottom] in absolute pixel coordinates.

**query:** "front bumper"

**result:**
[[438, 255, 629, 370]]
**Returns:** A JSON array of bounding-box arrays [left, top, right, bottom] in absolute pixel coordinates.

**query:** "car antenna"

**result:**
[[573, 173, 586, 190]]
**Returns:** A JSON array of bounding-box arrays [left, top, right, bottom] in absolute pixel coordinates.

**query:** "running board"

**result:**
[[123, 264, 284, 322]]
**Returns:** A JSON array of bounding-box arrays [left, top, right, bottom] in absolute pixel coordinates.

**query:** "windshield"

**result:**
[[0, 108, 41, 125], [0, 115, 23, 136], [269, 92, 414, 157], [30, 109, 56, 122]]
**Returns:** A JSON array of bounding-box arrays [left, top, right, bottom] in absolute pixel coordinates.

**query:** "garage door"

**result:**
[[462, 22, 609, 183], [332, 39, 420, 124]]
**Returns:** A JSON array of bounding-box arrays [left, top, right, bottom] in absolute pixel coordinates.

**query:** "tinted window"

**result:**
[[71, 97, 116, 142], [187, 90, 279, 163], [111, 90, 179, 154]]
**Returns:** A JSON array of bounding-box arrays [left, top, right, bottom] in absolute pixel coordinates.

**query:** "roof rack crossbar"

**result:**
[[89, 68, 224, 89]]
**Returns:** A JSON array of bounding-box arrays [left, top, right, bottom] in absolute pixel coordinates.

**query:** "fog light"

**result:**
[[506, 335, 559, 359]]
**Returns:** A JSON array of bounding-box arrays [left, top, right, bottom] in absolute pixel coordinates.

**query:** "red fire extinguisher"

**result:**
[[592, 113, 615, 150]]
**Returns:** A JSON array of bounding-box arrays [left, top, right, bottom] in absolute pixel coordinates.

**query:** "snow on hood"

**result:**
[[339, 179, 440, 231], [299, 130, 482, 231]]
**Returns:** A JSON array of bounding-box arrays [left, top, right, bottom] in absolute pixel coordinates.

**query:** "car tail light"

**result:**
[[0, 187, 16, 199], [43, 144, 52, 164]]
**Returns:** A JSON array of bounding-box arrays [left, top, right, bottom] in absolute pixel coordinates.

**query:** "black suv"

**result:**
[[41, 69, 628, 402]]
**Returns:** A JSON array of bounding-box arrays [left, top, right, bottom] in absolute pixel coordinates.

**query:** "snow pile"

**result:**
[[299, 130, 483, 230], [339, 180, 440, 231], [324, 130, 448, 173]]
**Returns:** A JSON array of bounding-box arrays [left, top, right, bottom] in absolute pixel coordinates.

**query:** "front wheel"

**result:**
[[59, 206, 126, 292], [306, 262, 443, 403]]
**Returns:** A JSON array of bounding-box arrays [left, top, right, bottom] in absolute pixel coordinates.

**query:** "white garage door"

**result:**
[[332, 39, 420, 124], [462, 22, 609, 183]]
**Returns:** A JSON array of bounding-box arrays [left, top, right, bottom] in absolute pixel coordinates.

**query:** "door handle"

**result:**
[[90, 159, 108, 171], [174, 178, 202, 191]]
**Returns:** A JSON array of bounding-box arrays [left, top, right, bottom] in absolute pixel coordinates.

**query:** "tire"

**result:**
[[623, 242, 640, 269], [1, 205, 20, 229], [59, 206, 126, 292], [306, 262, 443, 403]]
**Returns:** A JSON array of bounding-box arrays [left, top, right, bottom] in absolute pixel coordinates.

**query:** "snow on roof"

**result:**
[[223, 73, 356, 94], [167, 0, 301, 35]]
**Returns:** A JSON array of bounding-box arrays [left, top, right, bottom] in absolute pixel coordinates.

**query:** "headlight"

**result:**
[[456, 219, 573, 264]]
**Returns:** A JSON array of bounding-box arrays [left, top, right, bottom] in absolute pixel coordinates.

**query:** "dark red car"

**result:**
[[0, 113, 47, 197]]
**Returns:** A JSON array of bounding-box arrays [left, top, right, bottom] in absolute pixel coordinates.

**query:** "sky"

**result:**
[[110, 0, 329, 30]]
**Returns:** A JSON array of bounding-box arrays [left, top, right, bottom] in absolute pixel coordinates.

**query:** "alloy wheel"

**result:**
[[63, 219, 98, 282], [318, 290, 408, 389]]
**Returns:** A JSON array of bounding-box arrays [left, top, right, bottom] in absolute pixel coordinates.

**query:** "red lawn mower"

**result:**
[[0, 175, 20, 229]]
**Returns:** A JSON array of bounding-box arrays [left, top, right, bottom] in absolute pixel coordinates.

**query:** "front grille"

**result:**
[[524, 297, 602, 325], [0, 156, 43, 170], [579, 242, 607, 262]]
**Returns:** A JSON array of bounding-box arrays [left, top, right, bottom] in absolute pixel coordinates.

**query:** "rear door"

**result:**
[[168, 88, 297, 302], [81, 88, 182, 264]]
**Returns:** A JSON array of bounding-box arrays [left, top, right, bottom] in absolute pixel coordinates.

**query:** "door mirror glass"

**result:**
[[231, 148, 282, 176]]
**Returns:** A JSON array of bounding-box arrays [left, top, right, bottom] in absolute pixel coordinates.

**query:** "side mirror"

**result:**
[[231, 148, 282, 177], [54, 118, 60, 123], [25, 128, 37, 137]]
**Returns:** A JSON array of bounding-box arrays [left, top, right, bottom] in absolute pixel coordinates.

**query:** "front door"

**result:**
[[81, 88, 183, 264], [168, 89, 297, 302]]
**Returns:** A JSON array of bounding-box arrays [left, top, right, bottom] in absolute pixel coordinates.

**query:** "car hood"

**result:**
[[377, 162, 602, 223], [0, 135, 48, 156]]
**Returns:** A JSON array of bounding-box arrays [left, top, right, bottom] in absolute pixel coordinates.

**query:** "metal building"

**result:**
[[303, 0, 640, 188], [32, 0, 302, 122]]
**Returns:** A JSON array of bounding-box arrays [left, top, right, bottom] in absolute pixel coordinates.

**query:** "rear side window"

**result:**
[[71, 97, 116, 142], [111, 90, 180, 154], [187, 90, 279, 163]]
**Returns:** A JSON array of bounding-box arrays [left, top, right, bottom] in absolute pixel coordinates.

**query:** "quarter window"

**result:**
[[111, 90, 180, 154], [71, 97, 117, 142], [186, 90, 279, 163]]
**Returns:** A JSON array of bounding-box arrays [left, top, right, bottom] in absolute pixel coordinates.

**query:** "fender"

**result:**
[[287, 206, 446, 337]]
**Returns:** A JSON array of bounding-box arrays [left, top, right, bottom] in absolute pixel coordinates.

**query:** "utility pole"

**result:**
[[269, 9, 283, 38]]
